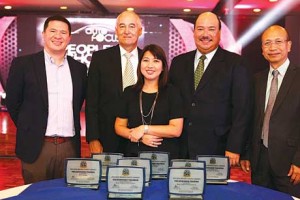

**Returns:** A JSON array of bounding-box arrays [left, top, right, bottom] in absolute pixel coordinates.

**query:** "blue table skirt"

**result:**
[[6, 178, 293, 200]]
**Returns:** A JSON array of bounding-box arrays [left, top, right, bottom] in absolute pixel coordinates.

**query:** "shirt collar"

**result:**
[[269, 58, 290, 77], [195, 47, 218, 63], [119, 46, 138, 58], [44, 49, 67, 65]]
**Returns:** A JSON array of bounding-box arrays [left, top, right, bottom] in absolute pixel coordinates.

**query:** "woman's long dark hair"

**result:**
[[134, 44, 168, 92]]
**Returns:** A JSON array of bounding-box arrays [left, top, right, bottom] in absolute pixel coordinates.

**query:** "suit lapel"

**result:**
[[111, 45, 123, 95], [257, 70, 268, 118], [67, 57, 79, 106], [272, 64, 297, 116], [195, 47, 223, 91], [186, 51, 197, 97], [33, 51, 48, 108]]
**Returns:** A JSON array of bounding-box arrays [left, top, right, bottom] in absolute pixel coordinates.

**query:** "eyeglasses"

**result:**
[[262, 40, 288, 47]]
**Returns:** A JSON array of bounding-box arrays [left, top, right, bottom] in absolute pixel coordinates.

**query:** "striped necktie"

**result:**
[[122, 53, 135, 90]]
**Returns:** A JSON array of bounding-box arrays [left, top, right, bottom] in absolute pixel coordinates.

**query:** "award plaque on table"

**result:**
[[117, 157, 152, 186], [171, 159, 205, 169], [168, 167, 205, 199], [139, 151, 169, 179], [107, 166, 145, 199], [92, 153, 123, 181], [197, 155, 229, 184], [65, 158, 101, 189]]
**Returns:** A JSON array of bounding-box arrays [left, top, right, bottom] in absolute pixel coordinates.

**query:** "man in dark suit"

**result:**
[[240, 25, 300, 197], [6, 15, 87, 184], [86, 11, 142, 153], [169, 12, 252, 166]]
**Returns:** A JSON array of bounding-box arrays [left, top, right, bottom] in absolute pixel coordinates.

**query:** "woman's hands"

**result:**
[[128, 125, 163, 147], [141, 134, 163, 147], [128, 125, 145, 142]]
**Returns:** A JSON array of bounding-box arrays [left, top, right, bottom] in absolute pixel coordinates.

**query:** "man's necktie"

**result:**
[[122, 53, 135, 91], [262, 70, 279, 148], [194, 55, 206, 90]]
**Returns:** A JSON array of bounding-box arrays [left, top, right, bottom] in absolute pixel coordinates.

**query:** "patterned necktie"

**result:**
[[194, 55, 206, 90], [122, 53, 135, 91], [262, 70, 279, 148]]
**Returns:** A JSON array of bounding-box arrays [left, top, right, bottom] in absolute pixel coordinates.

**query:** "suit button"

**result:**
[[189, 122, 192, 126], [191, 103, 195, 107]]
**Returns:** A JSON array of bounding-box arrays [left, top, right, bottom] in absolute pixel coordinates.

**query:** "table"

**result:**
[[1, 179, 296, 200]]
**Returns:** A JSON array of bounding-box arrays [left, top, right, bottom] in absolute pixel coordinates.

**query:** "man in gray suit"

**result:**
[[169, 12, 252, 166], [241, 25, 300, 198]]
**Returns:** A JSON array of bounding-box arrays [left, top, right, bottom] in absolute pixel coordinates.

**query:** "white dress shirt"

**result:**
[[119, 46, 139, 83], [194, 48, 218, 72], [44, 50, 75, 137], [264, 59, 289, 110]]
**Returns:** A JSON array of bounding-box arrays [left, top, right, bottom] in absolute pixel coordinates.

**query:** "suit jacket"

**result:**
[[169, 47, 253, 159], [250, 64, 300, 176], [85, 45, 142, 152], [6, 51, 87, 163]]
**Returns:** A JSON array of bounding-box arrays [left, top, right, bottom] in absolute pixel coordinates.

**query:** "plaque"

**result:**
[[107, 166, 145, 199], [92, 153, 123, 181], [117, 157, 152, 186], [168, 167, 205, 199], [197, 155, 229, 184], [171, 159, 205, 168], [65, 158, 101, 189], [139, 151, 169, 179]]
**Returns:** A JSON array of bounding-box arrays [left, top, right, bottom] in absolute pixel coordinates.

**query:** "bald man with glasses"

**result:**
[[241, 25, 300, 198]]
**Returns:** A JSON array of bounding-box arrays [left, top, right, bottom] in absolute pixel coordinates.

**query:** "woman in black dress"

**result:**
[[115, 44, 183, 159]]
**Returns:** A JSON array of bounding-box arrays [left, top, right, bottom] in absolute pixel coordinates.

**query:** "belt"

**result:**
[[44, 136, 72, 145]]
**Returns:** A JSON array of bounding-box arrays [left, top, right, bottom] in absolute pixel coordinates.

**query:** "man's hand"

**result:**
[[89, 140, 103, 154], [240, 160, 251, 173], [288, 164, 300, 185], [225, 151, 240, 167]]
